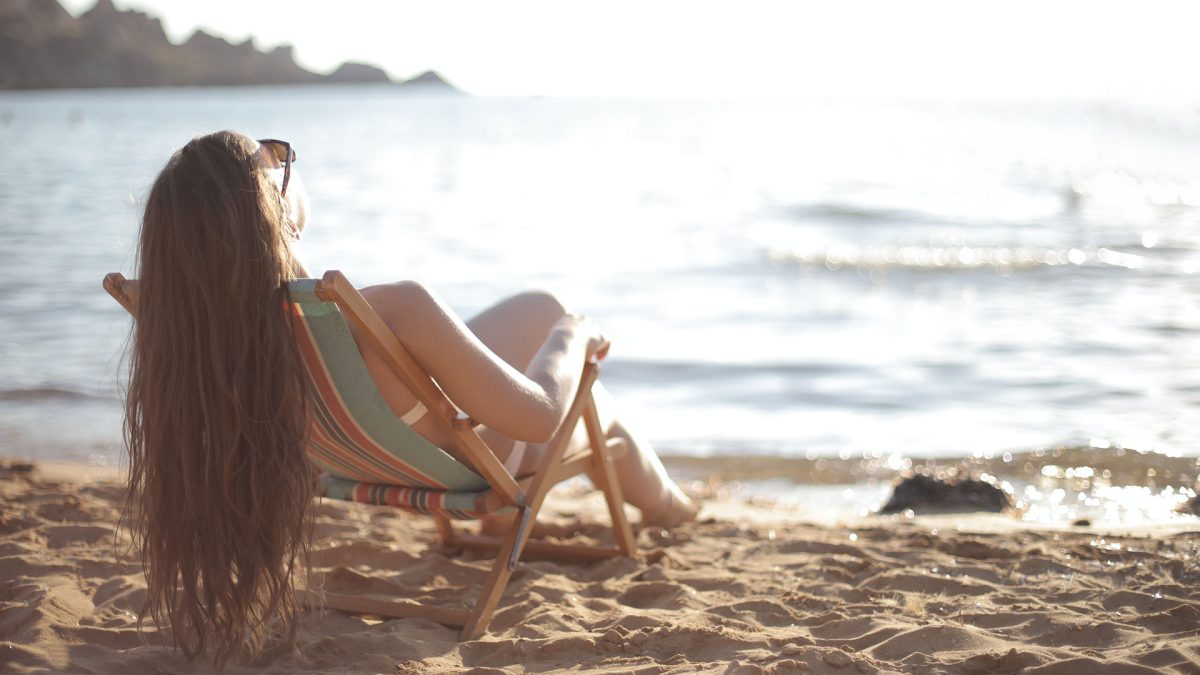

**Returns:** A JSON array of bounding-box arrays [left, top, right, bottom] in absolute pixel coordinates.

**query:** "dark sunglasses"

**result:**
[[257, 139, 297, 196]]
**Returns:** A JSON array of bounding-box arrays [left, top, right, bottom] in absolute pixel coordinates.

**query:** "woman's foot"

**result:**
[[639, 484, 700, 528]]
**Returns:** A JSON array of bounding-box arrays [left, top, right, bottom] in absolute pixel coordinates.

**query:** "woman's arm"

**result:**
[[359, 281, 601, 442]]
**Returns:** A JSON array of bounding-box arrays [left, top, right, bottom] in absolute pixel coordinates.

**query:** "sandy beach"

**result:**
[[3, 460, 1199, 674]]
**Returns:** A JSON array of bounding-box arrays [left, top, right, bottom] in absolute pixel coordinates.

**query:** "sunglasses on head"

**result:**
[[257, 139, 297, 196]]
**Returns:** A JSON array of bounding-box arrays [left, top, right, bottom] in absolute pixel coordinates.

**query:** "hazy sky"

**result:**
[[60, 0, 1200, 99]]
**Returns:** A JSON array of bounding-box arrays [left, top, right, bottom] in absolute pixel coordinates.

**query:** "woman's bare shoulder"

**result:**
[[358, 280, 441, 320], [356, 280, 465, 348], [358, 279, 431, 303]]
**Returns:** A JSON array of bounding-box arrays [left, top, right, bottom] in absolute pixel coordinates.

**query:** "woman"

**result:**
[[124, 130, 697, 665]]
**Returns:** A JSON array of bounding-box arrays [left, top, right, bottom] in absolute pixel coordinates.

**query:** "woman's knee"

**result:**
[[510, 289, 568, 325]]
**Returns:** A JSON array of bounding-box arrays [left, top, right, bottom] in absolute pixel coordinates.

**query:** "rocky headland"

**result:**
[[0, 0, 458, 91]]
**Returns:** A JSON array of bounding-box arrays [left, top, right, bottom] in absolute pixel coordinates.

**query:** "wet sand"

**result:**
[[3, 460, 1199, 674]]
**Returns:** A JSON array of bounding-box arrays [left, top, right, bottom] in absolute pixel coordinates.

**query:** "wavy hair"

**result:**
[[123, 130, 312, 666]]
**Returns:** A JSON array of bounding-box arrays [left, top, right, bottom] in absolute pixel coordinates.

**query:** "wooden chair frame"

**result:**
[[103, 269, 638, 640]]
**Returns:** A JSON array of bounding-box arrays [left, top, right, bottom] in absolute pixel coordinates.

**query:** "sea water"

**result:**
[[0, 87, 1197, 490]]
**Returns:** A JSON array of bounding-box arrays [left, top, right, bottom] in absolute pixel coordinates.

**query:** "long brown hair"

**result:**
[[124, 130, 312, 666]]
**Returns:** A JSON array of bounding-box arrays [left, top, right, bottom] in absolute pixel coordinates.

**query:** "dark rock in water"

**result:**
[[1176, 495, 1200, 517], [1, 460, 35, 474], [879, 473, 1012, 514]]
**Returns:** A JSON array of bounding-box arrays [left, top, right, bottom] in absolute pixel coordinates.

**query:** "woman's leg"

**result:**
[[466, 291, 697, 526], [466, 290, 568, 374], [587, 382, 698, 527]]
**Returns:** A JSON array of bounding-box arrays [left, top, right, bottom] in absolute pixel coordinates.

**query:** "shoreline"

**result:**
[[9, 451, 1200, 535]]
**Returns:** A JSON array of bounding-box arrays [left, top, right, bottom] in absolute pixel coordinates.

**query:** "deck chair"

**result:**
[[103, 269, 638, 640]]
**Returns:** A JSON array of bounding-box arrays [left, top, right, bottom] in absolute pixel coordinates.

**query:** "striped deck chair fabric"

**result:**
[[287, 279, 493, 520]]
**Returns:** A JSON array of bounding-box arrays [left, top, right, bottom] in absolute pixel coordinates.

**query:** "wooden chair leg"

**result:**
[[458, 506, 531, 640], [434, 516, 456, 544], [582, 394, 637, 556], [460, 363, 603, 639]]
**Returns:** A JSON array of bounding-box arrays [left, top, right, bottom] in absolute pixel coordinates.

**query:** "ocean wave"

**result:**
[[785, 174, 1200, 229], [661, 443, 1199, 490], [1070, 169, 1200, 209], [0, 387, 111, 403], [786, 202, 939, 225], [766, 244, 1182, 273], [600, 359, 863, 384]]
